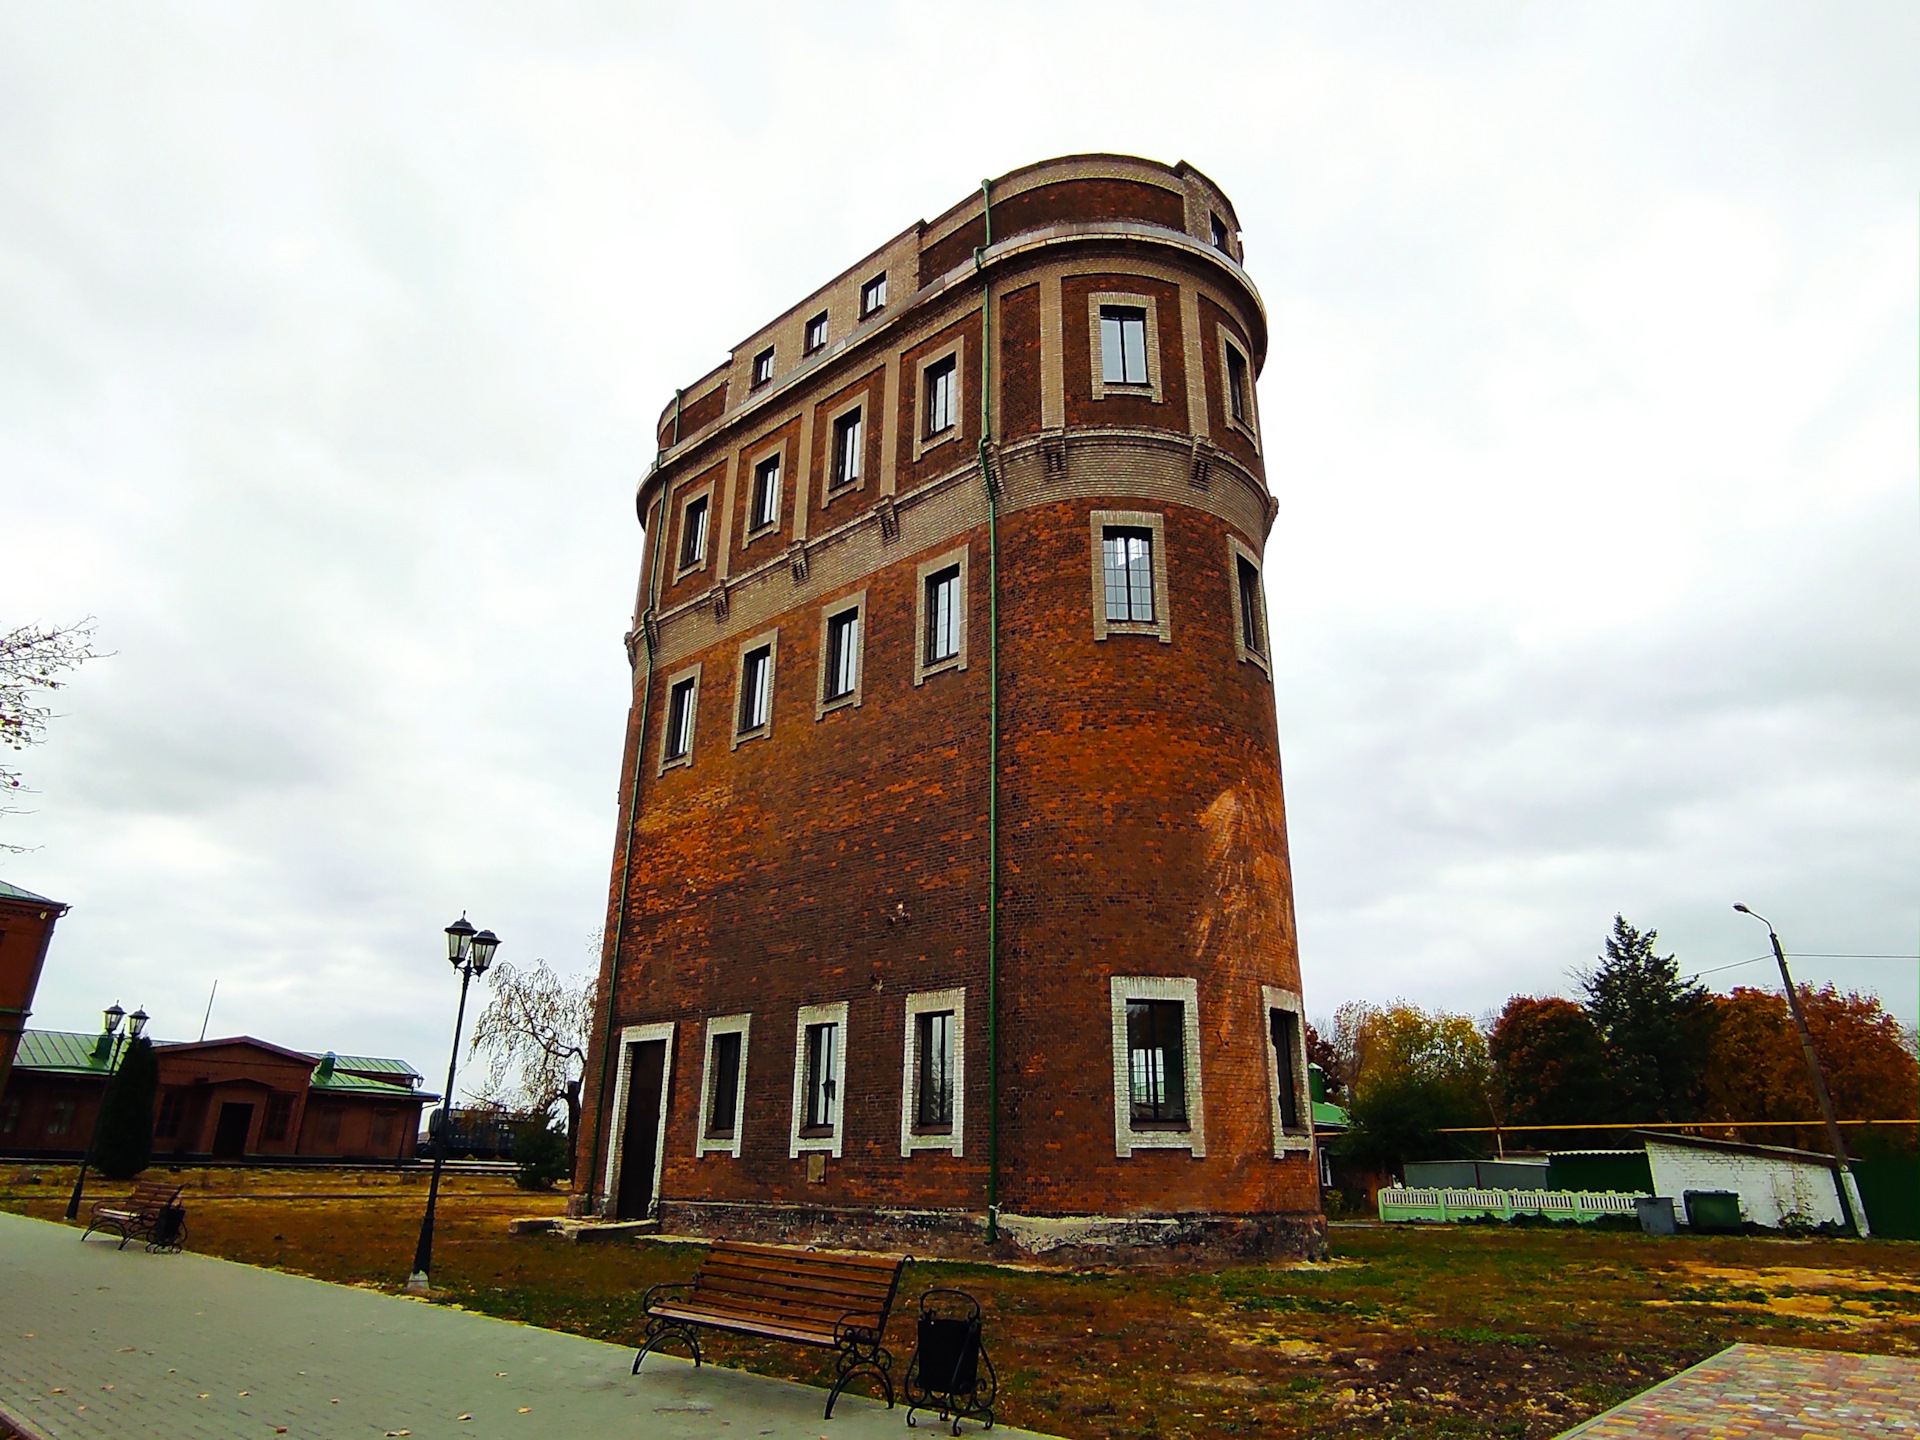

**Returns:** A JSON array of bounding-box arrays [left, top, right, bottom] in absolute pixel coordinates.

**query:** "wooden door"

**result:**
[[616, 1040, 668, 1220]]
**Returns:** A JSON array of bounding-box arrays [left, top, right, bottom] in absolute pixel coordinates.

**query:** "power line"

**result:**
[[1684, 952, 1919, 981]]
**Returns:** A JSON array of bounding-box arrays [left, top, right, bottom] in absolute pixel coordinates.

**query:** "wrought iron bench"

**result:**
[[632, 1240, 910, 1418], [81, 1180, 185, 1252]]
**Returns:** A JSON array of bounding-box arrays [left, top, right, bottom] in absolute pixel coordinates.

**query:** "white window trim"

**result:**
[[1227, 534, 1271, 674], [822, 392, 868, 506], [804, 311, 829, 355], [900, 987, 966, 1157], [696, 1013, 751, 1158], [673, 482, 716, 581], [860, 272, 888, 318], [657, 661, 702, 774], [1087, 290, 1164, 404], [788, 1000, 849, 1158], [814, 588, 868, 719], [1261, 985, 1314, 1157], [1217, 324, 1259, 446], [912, 545, 970, 686], [600, 1021, 676, 1217], [911, 336, 966, 461], [1109, 975, 1206, 1158], [741, 439, 785, 547], [1089, 509, 1172, 644], [731, 628, 779, 749], [751, 344, 775, 388]]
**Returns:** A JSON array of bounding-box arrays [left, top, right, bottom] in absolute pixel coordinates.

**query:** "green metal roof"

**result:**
[[324, 1054, 421, 1082], [307, 1067, 434, 1100], [1312, 1099, 1350, 1131], [0, 879, 58, 904], [11, 1029, 114, 1074]]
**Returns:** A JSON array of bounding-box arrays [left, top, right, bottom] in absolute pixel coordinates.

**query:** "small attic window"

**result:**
[[1210, 213, 1230, 252], [751, 347, 774, 388]]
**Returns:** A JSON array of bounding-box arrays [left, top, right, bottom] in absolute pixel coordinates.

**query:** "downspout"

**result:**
[[972, 181, 1000, 1244], [583, 398, 677, 1214]]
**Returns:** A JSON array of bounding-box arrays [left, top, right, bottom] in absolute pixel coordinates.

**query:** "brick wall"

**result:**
[[581, 155, 1319, 1257]]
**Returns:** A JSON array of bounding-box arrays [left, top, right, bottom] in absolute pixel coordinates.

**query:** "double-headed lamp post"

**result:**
[[1733, 904, 1860, 1236], [407, 915, 499, 1293], [65, 1002, 150, 1220]]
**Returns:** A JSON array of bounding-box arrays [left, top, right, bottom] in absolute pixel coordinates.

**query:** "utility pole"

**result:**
[[1734, 905, 1861, 1236]]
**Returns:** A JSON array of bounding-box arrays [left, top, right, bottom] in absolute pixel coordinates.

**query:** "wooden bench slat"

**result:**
[[650, 1303, 838, 1347], [696, 1265, 894, 1306], [695, 1273, 889, 1312], [701, 1250, 899, 1286], [686, 1293, 878, 1332]]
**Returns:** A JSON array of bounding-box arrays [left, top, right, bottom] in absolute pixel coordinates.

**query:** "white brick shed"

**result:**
[[1640, 1131, 1870, 1235]]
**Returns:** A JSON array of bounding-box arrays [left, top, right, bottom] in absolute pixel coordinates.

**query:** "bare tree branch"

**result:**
[[1, 617, 108, 852]]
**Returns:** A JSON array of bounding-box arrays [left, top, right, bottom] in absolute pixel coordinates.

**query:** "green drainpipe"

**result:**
[[584, 404, 676, 1215], [973, 180, 1000, 1245]]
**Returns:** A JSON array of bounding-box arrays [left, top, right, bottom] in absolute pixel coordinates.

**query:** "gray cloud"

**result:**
[[2, 3, 1913, 1089]]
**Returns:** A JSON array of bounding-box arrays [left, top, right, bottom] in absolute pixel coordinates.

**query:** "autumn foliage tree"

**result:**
[[1489, 996, 1610, 1131], [1703, 985, 1919, 1155], [1332, 1000, 1493, 1173]]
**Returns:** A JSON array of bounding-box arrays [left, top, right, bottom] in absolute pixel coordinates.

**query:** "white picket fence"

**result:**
[[1378, 1186, 1645, 1223]]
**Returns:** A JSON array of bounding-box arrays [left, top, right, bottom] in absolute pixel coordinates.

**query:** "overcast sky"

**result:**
[[3, 3, 1915, 1087]]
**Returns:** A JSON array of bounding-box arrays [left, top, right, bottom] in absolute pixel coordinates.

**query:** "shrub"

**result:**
[[512, 1115, 569, 1191]]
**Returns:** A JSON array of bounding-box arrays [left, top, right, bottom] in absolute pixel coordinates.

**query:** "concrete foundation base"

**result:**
[[648, 1199, 1327, 1264]]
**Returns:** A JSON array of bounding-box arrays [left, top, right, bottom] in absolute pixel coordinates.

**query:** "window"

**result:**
[[153, 1090, 186, 1139], [262, 1092, 294, 1142], [664, 676, 697, 761], [915, 1011, 955, 1130], [1102, 528, 1155, 623], [1270, 1009, 1301, 1132], [698, 1014, 751, 1157], [707, 1032, 742, 1136], [658, 662, 705, 771], [788, 1001, 848, 1157], [860, 273, 887, 316], [1090, 511, 1170, 643], [1127, 1000, 1188, 1125], [371, 1110, 396, 1148], [823, 607, 860, 705], [1, 1097, 19, 1135], [1262, 985, 1313, 1154], [315, 1106, 342, 1146], [925, 566, 961, 665], [1109, 975, 1206, 1157], [924, 355, 957, 436], [1225, 342, 1250, 425], [1100, 306, 1149, 386], [739, 643, 772, 733], [678, 494, 709, 570], [803, 1023, 838, 1131], [1210, 212, 1230, 251], [751, 346, 774, 387], [749, 454, 781, 532], [804, 311, 829, 354], [46, 1098, 75, 1137], [830, 408, 863, 489], [1237, 555, 1264, 655]]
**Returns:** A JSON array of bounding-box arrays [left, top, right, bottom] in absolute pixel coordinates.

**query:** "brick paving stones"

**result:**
[[1556, 1341, 1920, 1438], [0, 1212, 1043, 1439]]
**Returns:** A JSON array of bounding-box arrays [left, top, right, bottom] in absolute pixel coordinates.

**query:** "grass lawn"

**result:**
[[6, 1165, 1918, 1439]]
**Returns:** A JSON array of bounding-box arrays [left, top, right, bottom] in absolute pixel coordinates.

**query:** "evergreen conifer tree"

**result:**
[[1580, 915, 1713, 1123], [92, 1036, 158, 1180]]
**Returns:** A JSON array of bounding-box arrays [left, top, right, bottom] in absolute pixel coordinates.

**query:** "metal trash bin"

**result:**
[[1635, 1196, 1676, 1236], [904, 1288, 997, 1435], [1683, 1189, 1743, 1233]]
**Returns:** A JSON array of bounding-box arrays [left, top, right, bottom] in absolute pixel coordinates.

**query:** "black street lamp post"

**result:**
[[406, 915, 499, 1293], [1733, 903, 1860, 1236], [64, 1002, 150, 1220]]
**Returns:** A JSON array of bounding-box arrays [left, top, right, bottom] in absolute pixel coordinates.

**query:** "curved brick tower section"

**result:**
[[577, 155, 1323, 1260]]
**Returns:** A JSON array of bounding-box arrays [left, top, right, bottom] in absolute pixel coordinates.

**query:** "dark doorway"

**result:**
[[212, 1102, 254, 1158], [616, 1040, 668, 1220]]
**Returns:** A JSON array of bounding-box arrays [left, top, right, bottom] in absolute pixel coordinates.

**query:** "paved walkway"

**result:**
[[1557, 1342, 1920, 1438], [0, 1212, 1038, 1439]]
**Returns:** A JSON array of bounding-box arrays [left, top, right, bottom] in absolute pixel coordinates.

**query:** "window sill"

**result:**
[[914, 654, 964, 686], [673, 560, 709, 584], [743, 522, 779, 546], [731, 724, 770, 750], [822, 478, 863, 505], [1129, 1118, 1192, 1132], [1099, 620, 1169, 643], [817, 692, 860, 719], [912, 1124, 954, 1137], [798, 1125, 836, 1140]]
